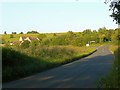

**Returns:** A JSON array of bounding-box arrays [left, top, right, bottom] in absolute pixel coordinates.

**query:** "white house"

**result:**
[[19, 36, 39, 44], [86, 44, 89, 47]]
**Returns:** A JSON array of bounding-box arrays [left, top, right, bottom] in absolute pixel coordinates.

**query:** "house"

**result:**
[[19, 36, 27, 42], [19, 36, 39, 43], [90, 41, 95, 44], [86, 44, 89, 47]]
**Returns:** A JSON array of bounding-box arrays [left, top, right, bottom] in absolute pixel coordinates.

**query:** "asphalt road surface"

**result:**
[[3, 46, 114, 88]]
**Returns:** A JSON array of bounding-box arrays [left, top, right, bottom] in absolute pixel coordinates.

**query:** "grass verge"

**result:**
[[2, 45, 96, 83], [97, 45, 119, 88]]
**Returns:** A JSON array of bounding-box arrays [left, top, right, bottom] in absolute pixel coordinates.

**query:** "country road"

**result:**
[[3, 46, 114, 88]]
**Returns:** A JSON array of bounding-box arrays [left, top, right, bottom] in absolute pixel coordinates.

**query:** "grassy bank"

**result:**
[[97, 45, 119, 88], [2, 46, 96, 83]]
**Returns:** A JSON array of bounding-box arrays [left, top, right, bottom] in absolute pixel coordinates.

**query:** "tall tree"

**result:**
[[20, 32, 23, 34], [12, 32, 17, 34], [105, 0, 120, 25], [27, 31, 39, 34], [4, 31, 7, 34]]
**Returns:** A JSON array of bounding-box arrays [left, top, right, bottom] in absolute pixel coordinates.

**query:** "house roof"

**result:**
[[20, 36, 27, 39], [28, 36, 38, 41], [20, 36, 38, 41]]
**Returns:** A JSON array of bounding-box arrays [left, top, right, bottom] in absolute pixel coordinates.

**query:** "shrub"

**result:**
[[2, 47, 49, 82], [37, 34, 46, 41], [2, 38, 6, 44], [20, 40, 30, 49], [27, 31, 39, 34], [29, 40, 40, 47], [3, 46, 96, 82], [10, 34, 14, 38]]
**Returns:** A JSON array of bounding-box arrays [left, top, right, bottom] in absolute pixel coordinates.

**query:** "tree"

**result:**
[[67, 31, 74, 34], [53, 33, 57, 36], [83, 29, 92, 34], [105, 0, 120, 24], [4, 31, 7, 34], [20, 32, 23, 34], [12, 32, 17, 34], [27, 31, 39, 34]]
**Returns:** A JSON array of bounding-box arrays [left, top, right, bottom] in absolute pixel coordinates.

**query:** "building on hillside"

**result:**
[[19, 36, 39, 44], [90, 41, 95, 43], [86, 44, 89, 47]]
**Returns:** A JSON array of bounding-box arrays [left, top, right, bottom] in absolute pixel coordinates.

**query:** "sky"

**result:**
[[0, 0, 118, 34]]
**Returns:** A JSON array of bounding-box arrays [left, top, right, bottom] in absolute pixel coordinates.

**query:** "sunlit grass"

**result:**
[[2, 45, 96, 83], [109, 45, 118, 53]]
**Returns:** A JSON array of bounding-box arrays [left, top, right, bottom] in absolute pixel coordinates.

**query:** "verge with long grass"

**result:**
[[97, 45, 119, 88], [2, 45, 96, 83]]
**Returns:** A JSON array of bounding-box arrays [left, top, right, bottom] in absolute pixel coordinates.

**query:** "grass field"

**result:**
[[2, 45, 96, 83]]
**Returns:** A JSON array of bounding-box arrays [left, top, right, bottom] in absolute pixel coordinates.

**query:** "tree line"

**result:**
[[5, 27, 118, 49], [38, 28, 119, 47]]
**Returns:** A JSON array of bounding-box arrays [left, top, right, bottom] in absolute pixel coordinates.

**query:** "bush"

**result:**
[[27, 31, 39, 34], [2, 47, 49, 82], [20, 40, 30, 49], [3, 46, 96, 82], [37, 34, 46, 41], [10, 34, 14, 38], [29, 40, 40, 47], [2, 38, 6, 44]]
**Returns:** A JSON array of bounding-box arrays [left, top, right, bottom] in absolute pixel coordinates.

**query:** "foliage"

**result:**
[[27, 31, 39, 34], [19, 32, 23, 34], [4, 31, 7, 34], [20, 40, 30, 49], [3, 46, 96, 82], [2, 34, 39, 43], [2, 47, 49, 82], [2, 28, 119, 46], [37, 34, 46, 41], [10, 34, 14, 38], [53, 33, 57, 36], [1, 37, 6, 44], [105, 0, 120, 24], [83, 29, 92, 34], [12, 32, 17, 34], [3, 27, 120, 83], [29, 40, 40, 47]]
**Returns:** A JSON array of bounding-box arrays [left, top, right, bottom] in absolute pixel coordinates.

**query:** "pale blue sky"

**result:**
[[1, 1, 118, 34]]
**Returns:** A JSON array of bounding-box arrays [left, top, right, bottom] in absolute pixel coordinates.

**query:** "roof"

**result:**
[[20, 36, 27, 39], [20, 36, 38, 41], [28, 36, 38, 41]]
